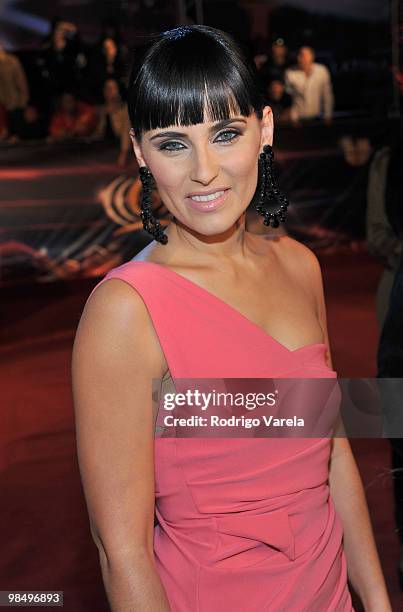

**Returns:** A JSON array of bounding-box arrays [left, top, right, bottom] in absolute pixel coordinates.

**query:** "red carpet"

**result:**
[[0, 248, 400, 611]]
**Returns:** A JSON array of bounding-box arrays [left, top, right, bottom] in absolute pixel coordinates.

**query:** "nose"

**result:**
[[189, 145, 219, 185]]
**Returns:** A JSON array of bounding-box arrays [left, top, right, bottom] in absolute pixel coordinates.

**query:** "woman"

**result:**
[[92, 78, 130, 166], [89, 36, 128, 104], [72, 26, 390, 611]]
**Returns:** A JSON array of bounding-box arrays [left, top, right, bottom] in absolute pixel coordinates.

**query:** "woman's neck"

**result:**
[[162, 214, 256, 267]]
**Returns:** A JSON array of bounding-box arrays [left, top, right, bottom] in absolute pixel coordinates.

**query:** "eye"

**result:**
[[158, 141, 186, 152], [215, 129, 241, 144]]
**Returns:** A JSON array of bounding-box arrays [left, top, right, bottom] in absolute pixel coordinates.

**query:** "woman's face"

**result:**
[[131, 106, 273, 238]]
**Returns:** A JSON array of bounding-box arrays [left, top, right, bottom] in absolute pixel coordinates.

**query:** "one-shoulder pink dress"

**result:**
[[88, 260, 354, 612]]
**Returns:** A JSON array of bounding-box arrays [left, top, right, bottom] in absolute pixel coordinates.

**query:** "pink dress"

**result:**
[[89, 260, 354, 612]]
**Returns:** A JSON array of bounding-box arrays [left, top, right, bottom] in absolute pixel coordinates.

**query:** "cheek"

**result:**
[[223, 143, 259, 193], [147, 156, 186, 193]]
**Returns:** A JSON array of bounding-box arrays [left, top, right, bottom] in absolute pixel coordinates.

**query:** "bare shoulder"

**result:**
[[73, 277, 165, 381], [275, 235, 326, 317], [277, 236, 333, 366], [277, 235, 322, 285], [81, 277, 150, 323]]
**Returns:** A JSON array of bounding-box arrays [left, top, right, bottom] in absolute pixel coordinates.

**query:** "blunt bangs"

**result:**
[[128, 25, 264, 139]]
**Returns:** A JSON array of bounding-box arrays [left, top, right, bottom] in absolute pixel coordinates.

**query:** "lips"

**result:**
[[190, 190, 226, 202], [187, 185, 229, 196], [185, 188, 230, 212]]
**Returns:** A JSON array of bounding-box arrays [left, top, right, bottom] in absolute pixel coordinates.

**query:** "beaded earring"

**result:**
[[255, 144, 290, 228], [138, 166, 168, 244]]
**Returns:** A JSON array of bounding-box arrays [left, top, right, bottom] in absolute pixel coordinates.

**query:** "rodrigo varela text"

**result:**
[[163, 415, 304, 428]]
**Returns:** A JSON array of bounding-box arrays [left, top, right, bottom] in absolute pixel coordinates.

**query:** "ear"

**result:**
[[129, 128, 147, 168], [260, 105, 274, 149]]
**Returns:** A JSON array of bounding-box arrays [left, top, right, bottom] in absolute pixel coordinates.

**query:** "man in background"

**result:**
[[257, 37, 290, 85], [285, 46, 334, 123]]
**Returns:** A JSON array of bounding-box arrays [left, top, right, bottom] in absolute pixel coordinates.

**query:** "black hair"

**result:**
[[268, 77, 285, 85], [128, 25, 264, 140]]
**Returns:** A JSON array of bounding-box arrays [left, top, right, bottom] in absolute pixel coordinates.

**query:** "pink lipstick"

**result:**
[[185, 188, 230, 212]]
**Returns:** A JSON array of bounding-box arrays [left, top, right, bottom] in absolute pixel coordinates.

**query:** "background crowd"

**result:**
[[0, 6, 396, 165], [0, 19, 131, 164], [1, 2, 403, 609]]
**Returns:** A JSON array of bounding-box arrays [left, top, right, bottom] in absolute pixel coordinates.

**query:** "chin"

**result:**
[[181, 211, 246, 238]]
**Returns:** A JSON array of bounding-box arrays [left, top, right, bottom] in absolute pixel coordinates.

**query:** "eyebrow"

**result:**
[[149, 117, 247, 141]]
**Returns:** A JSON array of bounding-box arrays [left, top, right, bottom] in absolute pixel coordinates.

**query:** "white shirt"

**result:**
[[284, 62, 334, 120]]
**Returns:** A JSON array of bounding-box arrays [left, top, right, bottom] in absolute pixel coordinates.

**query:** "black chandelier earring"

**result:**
[[255, 144, 289, 228], [138, 166, 168, 244]]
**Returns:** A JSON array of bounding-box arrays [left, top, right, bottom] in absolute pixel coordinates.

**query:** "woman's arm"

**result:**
[[328, 438, 391, 611], [71, 279, 171, 611], [307, 248, 391, 611]]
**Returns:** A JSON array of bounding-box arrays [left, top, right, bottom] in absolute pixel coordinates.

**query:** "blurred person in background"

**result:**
[[0, 44, 29, 138], [16, 105, 47, 141], [257, 38, 290, 92], [89, 36, 128, 104], [99, 17, 128, 60], [264, 78, 292, 123], [377, 251, 403, 590], [367, 141, 403, 327], [252, 36, 269, 71], [41, 19, 88, 102], [285, 46, 334, 123], [48, 91, 98, 142], [372, 137, 403, 589], [92, 78, 130, 166], [0, 103, 8, 141]]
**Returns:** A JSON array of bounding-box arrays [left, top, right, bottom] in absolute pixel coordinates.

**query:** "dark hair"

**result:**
[[128, 25, 264, 140], [268, 77, 285, 86]]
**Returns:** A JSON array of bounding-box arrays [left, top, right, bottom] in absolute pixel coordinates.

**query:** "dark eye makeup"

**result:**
[[215, 128, 241, 143], [157, 128, 242, 152]]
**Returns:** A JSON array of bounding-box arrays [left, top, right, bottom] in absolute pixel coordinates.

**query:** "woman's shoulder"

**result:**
[[274, 235, 323, 289], [130, 240, 170, 265], [85, 242, 169, 327], [274, 234, 320, 267], [78, 274, 166, 376], [84, 274, 151, 332], [85, 249, 161, 325]]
